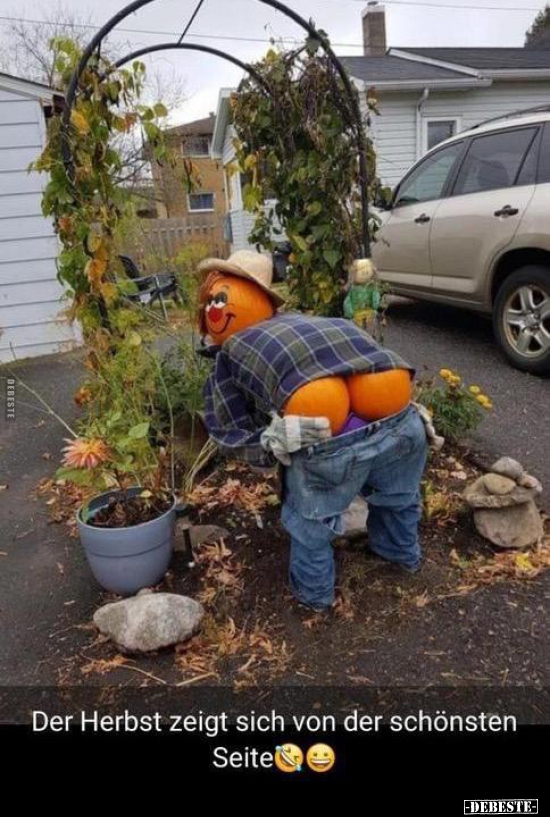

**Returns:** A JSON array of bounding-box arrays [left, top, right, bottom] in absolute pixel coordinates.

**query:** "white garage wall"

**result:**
[[0, 83, 80, 363]]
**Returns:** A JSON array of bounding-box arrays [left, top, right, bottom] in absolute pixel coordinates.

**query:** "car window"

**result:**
[[453, 127, 538, 196], [394, 142, 463, 207], [537, 122, 550, 184], [516, 128, 541, 186]]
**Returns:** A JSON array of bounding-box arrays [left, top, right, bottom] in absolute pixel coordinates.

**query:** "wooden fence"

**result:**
[[120, 215, 228, 267]]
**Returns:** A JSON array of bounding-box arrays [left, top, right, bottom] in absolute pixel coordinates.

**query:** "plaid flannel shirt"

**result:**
[[203, 312, 413, 467]]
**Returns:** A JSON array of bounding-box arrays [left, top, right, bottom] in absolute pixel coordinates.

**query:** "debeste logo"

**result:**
[[464, 801, 537, 814]]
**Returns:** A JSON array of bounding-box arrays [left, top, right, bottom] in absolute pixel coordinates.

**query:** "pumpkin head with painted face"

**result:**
[[198, 250, 284, 345], [200, 273, 275, 344]]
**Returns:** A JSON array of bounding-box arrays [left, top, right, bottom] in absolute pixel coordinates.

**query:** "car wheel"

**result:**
[[493, 265, 550, 374]]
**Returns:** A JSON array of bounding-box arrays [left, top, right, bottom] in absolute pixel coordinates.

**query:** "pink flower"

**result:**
[[62, 437, 112, 470]]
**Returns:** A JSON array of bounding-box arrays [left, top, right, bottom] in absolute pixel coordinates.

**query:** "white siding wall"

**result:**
[[423, 80, 550, 136], [0, 85, 79, 362], [370, 91, 418, 188], [370, 80, 550, 189], [222, 125, 255, 251], [222, 125, 281, 252]]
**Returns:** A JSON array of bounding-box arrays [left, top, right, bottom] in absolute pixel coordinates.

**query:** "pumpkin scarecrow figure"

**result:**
[[344, 258, 383, 336], [198, 250, 429, 612]]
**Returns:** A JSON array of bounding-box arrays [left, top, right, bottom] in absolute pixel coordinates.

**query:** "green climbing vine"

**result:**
[[32, 39, 193, 492], [35, 38, 170, 332], [231, 40, 381, 316]]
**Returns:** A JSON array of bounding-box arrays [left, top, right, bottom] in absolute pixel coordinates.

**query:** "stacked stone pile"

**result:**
[[464, 457, 544, 549]]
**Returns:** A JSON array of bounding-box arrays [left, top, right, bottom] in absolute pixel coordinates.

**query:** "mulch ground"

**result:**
[[40, 444, 550, 689]]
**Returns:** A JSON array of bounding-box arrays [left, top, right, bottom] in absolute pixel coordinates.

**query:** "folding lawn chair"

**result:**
[[118, 255, 180, 320]]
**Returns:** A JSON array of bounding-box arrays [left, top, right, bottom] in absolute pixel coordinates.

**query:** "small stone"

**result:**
[[464, 476, 490, 508], [483, 473, 516, 496], [490, 457, 524, 482], [190, 524, 230, 548], [518, 474, 542, 493], [93, 592, 204, 653], [173, 524, 230, 553], [451, 470, 468, 481], [136, 587, 153, 597], [474, 500, 544, 549]]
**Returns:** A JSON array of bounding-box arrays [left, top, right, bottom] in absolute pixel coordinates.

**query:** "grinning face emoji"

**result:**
[[306, 743, 336, 773], [203, 273, 274, 345]]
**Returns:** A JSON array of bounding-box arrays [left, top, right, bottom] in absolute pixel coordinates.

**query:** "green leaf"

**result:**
[[55, 467, 94, 486], [291, 234, 308, 253], [311, 224, 331, 241], [153, 103, 168, 118], [323, 249, 341, 269], [307, 201, 323, 216], [128, 422, 150, 439]]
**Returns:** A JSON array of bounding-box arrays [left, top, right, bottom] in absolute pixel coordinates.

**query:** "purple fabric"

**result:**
[[337, 412, 369, 436]]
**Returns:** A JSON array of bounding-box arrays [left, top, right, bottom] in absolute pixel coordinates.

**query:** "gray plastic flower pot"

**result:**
[[77, 488, 176, 596]]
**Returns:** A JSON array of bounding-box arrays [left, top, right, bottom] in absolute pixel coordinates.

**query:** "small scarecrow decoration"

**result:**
[[343, 258, 383, 337], [197, 249, 430, 611]]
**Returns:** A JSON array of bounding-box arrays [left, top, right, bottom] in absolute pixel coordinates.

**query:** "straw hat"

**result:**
[[198, 250, 285, 307]]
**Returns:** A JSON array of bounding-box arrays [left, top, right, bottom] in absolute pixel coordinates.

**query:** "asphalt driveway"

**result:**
[[385, 298, 550, 509]]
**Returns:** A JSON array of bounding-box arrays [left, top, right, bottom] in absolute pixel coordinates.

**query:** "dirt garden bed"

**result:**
[[36, 443, 550, 690]]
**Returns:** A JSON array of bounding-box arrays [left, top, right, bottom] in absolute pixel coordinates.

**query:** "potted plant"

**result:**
[[60, 423, 177, 595], [76, 485, 176, 596]]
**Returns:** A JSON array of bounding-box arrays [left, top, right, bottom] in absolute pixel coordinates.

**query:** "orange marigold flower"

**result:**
[[62, 437, 111, 470]]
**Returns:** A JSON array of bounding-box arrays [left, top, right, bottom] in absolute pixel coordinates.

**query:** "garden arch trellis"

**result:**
[[62, 0, 372, 257]]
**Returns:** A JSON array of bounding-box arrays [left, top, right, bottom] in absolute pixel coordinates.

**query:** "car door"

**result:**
[[374, 140, 465, 293], [429, 125, 540, 305]]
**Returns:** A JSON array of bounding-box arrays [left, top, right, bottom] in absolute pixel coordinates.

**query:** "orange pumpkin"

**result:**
[[284, 377, 350, 435], [347, 369, 412, 421], [204, 274, 274, 344]]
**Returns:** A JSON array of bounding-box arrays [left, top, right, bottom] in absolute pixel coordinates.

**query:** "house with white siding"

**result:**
[[212, 2, 550, 252], [0, 72, 81, 363]]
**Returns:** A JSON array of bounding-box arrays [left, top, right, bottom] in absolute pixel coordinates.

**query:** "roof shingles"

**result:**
[[340, 55, 468, 83], [396, 47, 550, 71]]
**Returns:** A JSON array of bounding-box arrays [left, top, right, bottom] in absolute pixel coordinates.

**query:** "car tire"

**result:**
[[493, 265, 550, 375]]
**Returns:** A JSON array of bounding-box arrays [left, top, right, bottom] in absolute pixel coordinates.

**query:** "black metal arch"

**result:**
[[62, 0, 371, 256], [114, 43, 270, 92]]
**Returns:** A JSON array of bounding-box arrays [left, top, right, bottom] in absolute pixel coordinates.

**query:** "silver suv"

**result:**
[[374, 107, 550, 374]]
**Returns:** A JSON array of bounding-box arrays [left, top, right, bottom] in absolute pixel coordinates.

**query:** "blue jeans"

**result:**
[[281, 405, 428, 610]]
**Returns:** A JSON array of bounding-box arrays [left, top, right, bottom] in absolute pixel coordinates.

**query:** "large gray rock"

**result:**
[[490, 457, 524, 482], [93, 593, 204, 653], [474, 501, 544, 549]]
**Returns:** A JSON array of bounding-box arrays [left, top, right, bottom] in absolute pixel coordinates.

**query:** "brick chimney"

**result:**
[[362, 2, 386, 56]]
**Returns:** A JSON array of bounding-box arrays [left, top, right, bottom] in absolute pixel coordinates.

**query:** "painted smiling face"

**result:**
[[202, 273, 275, 344]]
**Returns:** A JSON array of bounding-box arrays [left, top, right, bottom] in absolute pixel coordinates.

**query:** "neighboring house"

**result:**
[[127, 182, 168, 219], [213, 2, 550, 251], [151, 114, 227, 253], [0, 72, 81, 363]]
